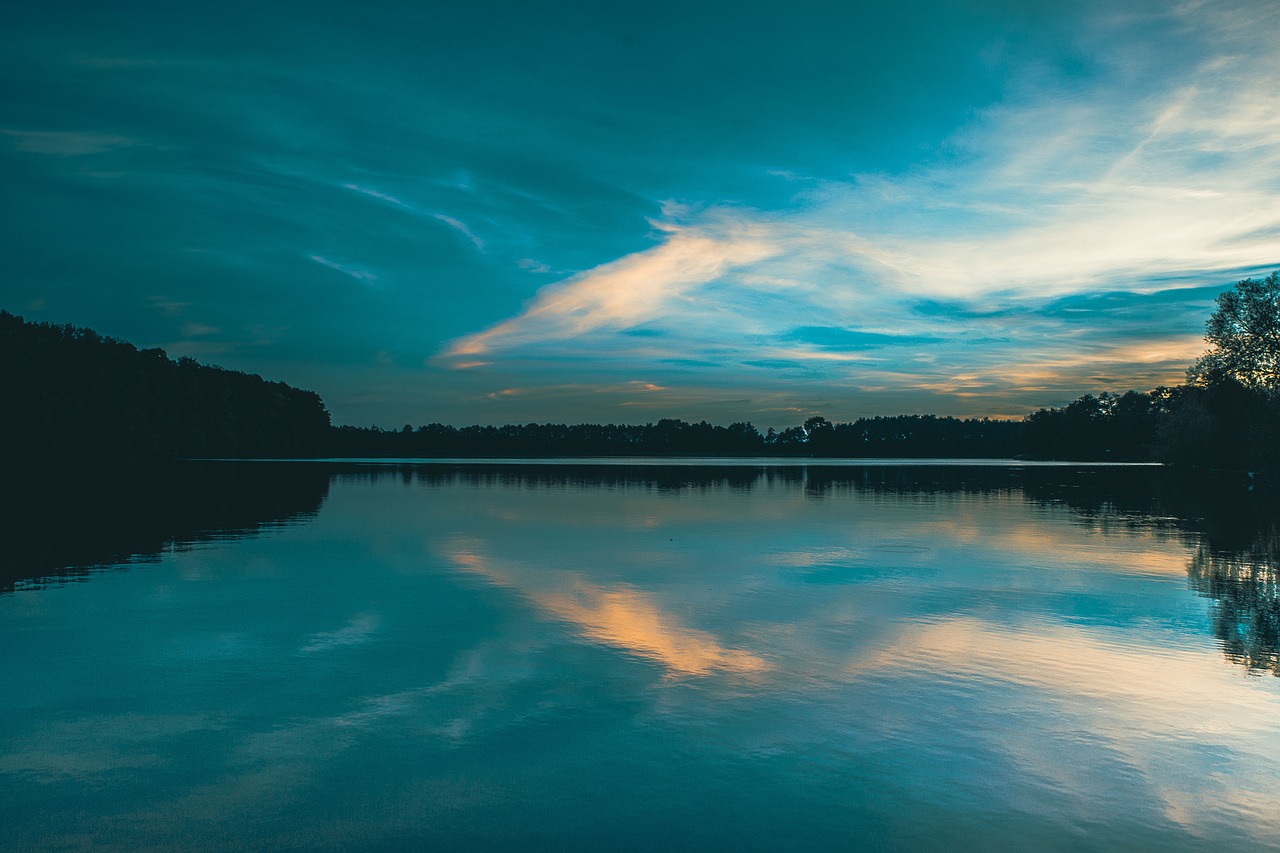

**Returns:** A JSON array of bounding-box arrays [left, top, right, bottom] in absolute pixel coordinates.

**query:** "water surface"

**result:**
[[3, 461, 1278, 850]]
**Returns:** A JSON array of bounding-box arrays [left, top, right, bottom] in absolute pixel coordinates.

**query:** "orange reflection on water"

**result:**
[[449, 548, 769, 678]]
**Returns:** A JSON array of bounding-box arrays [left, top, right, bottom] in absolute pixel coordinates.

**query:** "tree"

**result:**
[[1191, 271, 1280, 391]]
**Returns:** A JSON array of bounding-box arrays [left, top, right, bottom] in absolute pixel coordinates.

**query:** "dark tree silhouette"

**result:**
[[0, 311, 331, 458], [1190, 271, 1280, 391]]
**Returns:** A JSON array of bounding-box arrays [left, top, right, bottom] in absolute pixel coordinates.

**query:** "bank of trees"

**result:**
[[5, 271, 1278, 468], [0, 311, 331, 457], [332, 380, 1272, 465], [329, 414, 1023, 458], [1022, 273, 1280, 469]]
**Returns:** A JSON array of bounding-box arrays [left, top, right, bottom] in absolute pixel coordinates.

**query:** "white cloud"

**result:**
[[447, 218, 779, 357], [432, 213, 485, 251], [339, 184, 487, 253], [309, 254, 377, 286], [343, 183, 406, 206], [437, 1, 1280, 413]]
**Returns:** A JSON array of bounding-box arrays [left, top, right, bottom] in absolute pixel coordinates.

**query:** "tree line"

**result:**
[[1024, 271, 1280, 471], [4, 271, 1278, 469], [326, 385, 1273, 468], [334, 273, 1280, 469], [0, 310, 331, 458], [330, 414, 1025, 458]]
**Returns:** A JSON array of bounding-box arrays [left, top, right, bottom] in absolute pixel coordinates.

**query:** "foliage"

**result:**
[[1023, 391, 1161, 461], [330, 414, 1025, 458], [1191, 271, 1280, 391], [0, 310, 331, 458], [1153, 379, 1280, 472]]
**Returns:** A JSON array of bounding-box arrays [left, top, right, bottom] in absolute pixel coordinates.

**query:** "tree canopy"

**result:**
[[0, 310, 331, 458], [1191, 271, 1280, 391]]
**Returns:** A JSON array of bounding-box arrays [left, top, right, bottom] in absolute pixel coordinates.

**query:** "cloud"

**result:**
[[437, 1, 1280, 414], [446, 217, 780, 357], [340, 184, 486, 253], [309, 254, 377, 286], [432, 213, 485, 251], [516, 257, 551, 273], [2, 129, 139, 156], [343, 183, 406, 206], [149, 296, 190, 317]]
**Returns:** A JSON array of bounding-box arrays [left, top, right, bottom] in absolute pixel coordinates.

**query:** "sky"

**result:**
[[4, 0, 1280, 428]]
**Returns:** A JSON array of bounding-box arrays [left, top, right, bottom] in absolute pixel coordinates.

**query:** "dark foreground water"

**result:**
[[3, 460, 1279, 851]]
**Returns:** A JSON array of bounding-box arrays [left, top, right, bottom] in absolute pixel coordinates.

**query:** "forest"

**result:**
[[3, 272, 1278, 470], [0, 310, 331, 458]]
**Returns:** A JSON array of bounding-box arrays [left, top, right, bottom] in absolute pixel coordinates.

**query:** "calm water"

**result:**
[[3, 461, 1279, 851]]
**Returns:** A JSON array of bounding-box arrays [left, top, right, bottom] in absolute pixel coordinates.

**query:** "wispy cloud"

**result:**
[[343, 183, 406, 206], [340, 183, 486, 253], [438, 2, 1280, 415], [432, 213, 485, 251], [2, 129, 139, 156], [181, 322, 219, 337], [447, 218, 779, 357], [148, 296, 190, 317], [309, 254, 377, 286], [517, 257, 551, 273]]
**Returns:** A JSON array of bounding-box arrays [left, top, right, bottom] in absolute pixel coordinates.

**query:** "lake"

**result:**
[[3, 460, 1279, 851]]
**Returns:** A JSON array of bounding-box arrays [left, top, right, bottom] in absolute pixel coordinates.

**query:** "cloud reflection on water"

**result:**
[[844, 616, 1280, 836], [5, 463, 1280, 850], [448, 545, 770, 678]]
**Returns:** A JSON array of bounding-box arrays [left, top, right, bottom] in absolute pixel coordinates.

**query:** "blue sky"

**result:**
[[4, 0, 1279, 427]]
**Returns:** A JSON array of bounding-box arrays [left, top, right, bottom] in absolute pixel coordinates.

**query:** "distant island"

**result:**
[[4, 273, 1278, 472]]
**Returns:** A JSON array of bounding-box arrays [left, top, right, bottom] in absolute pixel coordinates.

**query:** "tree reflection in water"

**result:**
[[1, 460, 332, 593], [1189, 527, 1280, 676], [8, 458, 1280, 676]]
